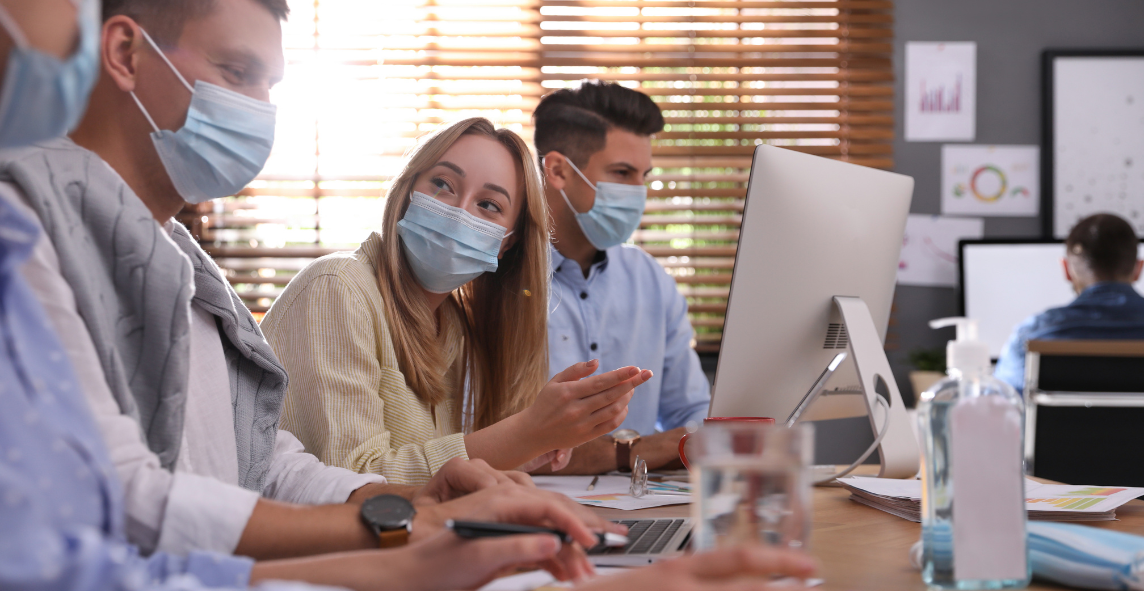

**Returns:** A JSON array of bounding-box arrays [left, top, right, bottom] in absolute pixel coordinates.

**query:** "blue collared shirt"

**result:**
[[994, 282, 1144, 392], [0, 199, 274, 591], [547, 245, 711, 434]]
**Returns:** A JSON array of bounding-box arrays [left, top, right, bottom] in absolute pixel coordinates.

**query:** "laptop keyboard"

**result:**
[[589, 519, 688, 555]]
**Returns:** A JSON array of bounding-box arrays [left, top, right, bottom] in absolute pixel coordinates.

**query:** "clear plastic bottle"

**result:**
[[917, 317, 1030, 590]]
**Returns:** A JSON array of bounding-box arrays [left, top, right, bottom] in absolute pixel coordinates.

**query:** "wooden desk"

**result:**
[[592, 484, 1144, 590]]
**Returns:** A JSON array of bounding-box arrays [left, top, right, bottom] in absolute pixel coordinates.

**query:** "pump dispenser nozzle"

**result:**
[[929, 316, 991, 376]]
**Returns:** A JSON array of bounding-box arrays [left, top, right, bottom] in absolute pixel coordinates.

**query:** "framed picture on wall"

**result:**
[[1042, 49, 1144, 238]]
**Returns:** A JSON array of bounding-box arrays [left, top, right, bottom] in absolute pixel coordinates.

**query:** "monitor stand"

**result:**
[[831, 296, 920, 479]]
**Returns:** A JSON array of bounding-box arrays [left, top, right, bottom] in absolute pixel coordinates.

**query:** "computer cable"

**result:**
[[813, 394, 891, 485]]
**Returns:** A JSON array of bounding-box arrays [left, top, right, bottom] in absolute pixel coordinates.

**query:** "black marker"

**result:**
[[446, 520, 628, 548]]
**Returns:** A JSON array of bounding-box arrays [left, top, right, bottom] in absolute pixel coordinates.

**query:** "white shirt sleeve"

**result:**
[[0, 182, 259, 556], [263, 429, 387, 505]]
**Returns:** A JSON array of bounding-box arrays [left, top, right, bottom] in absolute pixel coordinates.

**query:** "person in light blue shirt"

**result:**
[[995, 213, 1144, 392], [533, 81, 711, 474]]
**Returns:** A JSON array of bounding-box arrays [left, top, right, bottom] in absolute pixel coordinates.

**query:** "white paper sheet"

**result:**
[[898, 214, 984, 287], [531, 475, 691, 510], [905, 42, 976, 141], [942, 145, 1040, 217]]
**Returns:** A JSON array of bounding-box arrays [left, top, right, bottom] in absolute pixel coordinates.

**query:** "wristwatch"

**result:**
[[360, 494, 416, 548], [612, 429, 642, 473]]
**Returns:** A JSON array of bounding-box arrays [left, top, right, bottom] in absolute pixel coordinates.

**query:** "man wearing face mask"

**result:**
[[534, 81, 712, 475], [0, 0, 621, 576]]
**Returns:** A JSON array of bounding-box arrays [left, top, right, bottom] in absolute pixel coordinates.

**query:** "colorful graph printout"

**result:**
[[905, 42, 977, 141], [1028, 497, 1105, 511], [1061, 487, 1126, 497], [942, 145, 1040, 217]]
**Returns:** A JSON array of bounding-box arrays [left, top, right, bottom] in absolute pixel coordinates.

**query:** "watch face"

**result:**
[[361, 495, 415, 530], [613, 429, 640, 443]]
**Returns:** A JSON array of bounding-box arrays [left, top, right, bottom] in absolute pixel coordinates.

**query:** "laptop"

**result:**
[[588, 517, 692, 566]]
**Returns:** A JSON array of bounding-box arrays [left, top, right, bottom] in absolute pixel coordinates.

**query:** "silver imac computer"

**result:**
[[709, 145, 919, 479]]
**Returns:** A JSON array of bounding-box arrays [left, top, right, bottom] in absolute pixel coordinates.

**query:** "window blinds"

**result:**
[[185, 0, 895, 351]]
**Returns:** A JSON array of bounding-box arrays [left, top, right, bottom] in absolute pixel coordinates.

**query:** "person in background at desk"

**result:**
[[532, 80, 712, 475], [995, 213, 1144, 392]]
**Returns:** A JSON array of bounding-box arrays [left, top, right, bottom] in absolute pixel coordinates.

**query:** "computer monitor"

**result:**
[[958, 239, 1144, 359], [708, 145, 919, 478]]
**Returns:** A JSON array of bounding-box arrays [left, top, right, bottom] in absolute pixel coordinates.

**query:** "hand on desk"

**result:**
[[538, 427, 687, 475], [574, 546, 818, 591]]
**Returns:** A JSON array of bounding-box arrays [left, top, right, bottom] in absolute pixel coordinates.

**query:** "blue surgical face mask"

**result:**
[[0, 0, 100, 148], [557, 156, 647, 250], [397, 191, 513, 294], [130, 28, 277, 204]]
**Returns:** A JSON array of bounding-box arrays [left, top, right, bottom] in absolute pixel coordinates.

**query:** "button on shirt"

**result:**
[[548, 245, 710, 434], [0, 200, 281, 591], [994, 282, 1144, 392]]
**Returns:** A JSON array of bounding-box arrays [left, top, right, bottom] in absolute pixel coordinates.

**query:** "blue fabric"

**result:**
[[994, 282, 1144, 392], [547, 244, 710, 434], [0, 198, 263, 591], [1028, 522, 1144, 591]]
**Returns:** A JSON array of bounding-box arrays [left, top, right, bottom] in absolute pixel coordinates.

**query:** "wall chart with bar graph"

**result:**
[[906, 42, 977, 141]]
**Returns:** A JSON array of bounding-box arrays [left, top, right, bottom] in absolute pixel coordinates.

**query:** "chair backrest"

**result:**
[[1024, 340, 1144, 487]]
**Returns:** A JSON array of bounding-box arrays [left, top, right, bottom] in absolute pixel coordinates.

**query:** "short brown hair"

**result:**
[[533, 80, 664, 168], [1066, 213, 1139, 281], [103, 0, 289, 44]]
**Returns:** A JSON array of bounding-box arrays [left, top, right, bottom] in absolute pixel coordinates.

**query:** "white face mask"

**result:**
[[557, 156, 647, 250], [129, 28, 277, 203], [396, 191, 513, 293]]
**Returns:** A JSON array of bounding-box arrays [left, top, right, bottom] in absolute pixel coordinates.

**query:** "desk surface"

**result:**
[[591, 483, 1144, 591]]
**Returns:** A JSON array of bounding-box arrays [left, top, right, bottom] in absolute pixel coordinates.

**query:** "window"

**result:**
[[185, 0, 894, 352]]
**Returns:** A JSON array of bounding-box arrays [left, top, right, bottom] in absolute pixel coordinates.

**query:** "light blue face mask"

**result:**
[[557, 156, 647, 250], [397, 191, 512, 294], [0, 0, 100, 148], [130, 28, 277, 204]]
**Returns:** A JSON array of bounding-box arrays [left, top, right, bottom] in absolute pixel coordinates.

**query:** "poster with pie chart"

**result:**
[[941, 144, 1040, 217]]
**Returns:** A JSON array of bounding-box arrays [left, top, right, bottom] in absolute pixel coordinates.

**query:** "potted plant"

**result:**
[[908, 347, 947, 398]]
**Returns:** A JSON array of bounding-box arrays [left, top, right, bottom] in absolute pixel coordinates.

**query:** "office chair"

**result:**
[[1024, 340, 1144, 487]]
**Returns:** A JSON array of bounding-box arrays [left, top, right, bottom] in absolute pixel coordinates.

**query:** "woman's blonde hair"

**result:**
[[375, 117, 551, 431]]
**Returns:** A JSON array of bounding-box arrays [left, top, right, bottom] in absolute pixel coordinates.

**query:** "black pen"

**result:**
[[446, 519, 628, 547]]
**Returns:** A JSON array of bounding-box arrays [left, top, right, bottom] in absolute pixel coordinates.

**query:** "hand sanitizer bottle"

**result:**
[[918, 317, 1029, 590]]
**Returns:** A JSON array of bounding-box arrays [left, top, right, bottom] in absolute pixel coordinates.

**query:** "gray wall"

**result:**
[[887, 0, 1144, 404]]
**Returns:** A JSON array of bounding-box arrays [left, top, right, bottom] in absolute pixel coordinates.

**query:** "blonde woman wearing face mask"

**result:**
[[262, 117, 651, 485]]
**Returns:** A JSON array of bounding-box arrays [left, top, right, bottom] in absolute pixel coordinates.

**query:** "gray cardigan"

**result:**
[[0, 138, 286, 491]]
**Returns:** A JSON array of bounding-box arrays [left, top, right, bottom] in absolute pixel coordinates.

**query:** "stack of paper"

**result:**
[[838, 477, 1144, 522]]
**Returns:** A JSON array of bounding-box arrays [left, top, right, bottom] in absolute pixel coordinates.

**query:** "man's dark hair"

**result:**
[[533, 80, 664, 167], [103, 0, 290, 43], [1066, 213, 1139, 281]]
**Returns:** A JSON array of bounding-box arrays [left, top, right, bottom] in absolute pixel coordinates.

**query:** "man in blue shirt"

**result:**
[[534, 81, 711, 474], [995, 213, 1144, 392]]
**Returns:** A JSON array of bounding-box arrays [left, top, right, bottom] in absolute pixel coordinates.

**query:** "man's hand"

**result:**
[[409, 482, 627, 581], [414, 458, 533, 505], [549, 428, 688, 475], [573, 545, 818, 591], [249, 529, 570, 591]]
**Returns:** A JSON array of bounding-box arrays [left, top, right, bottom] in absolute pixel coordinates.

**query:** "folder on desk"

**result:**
[[838, 477, 1144, 522]]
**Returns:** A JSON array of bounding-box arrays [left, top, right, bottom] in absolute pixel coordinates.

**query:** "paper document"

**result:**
[[838, 477, 1144, 522], [478, 567, 628, 591], [531, 475, 691, 511]]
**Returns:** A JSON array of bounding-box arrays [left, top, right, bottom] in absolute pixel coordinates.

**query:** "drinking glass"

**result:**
[[686, 423, 814, 552]]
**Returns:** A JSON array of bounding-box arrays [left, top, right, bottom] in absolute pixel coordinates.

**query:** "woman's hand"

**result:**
[[518, 448, 573, 473], [523, 360, 653, 452], [573, 545, 818, 591]]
